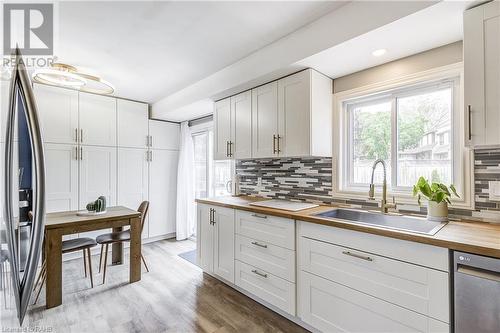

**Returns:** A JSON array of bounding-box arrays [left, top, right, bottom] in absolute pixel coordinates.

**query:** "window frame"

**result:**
[[333, 63, 473, 209]]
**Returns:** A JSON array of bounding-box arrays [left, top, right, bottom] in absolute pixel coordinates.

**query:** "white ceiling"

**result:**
[[295, 1, 469, 80], [56, 1, 344, 103]]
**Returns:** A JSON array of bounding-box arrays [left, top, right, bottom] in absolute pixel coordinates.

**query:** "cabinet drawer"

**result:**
[[235, 234, 295, 282], [300, 271, 449, 333], [235, 210, 295, 250], [299, 237, 449, 323], [235, 260, 295, 315], [298, 221, 448, 271]]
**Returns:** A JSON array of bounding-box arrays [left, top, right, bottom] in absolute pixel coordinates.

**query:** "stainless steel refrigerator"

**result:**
[[1, 48, 46, 325]]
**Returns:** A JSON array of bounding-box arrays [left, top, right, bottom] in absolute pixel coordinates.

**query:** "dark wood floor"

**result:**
[[1, 239, 308, 333]]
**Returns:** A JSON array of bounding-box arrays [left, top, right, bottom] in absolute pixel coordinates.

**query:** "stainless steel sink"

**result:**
[[313, 209, 446, 235]]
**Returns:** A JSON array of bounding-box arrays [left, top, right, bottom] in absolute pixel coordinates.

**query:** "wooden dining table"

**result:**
[[44, 206, 142, 309]]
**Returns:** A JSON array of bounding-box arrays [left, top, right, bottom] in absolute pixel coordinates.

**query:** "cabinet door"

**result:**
[[213, 207, 235, 283], [79, 145, 117, 238], [231, 91, 252, 159], [197, 204, 214, 273], [79, 92, 116, 146], [464, 1, 500, 146], [299, 271, 449, 333], [44, 144, 79, 213], [117, 99, 149, 148], [148, 149, 178, 238], [34, 84, 79, 145], [117, 148, 149, 238], [278, 70, 311, 157], [214, 98, 231, 160], [149, 120, 180, 150], [252, 82, 278, 158]]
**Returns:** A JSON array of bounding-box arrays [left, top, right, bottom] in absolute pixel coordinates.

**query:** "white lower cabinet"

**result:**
[[117, 148, 149, 238], [297, 221, 450, 333], [197, 204, 235, 283], [300, 271, 449, 333], [213, 207, 235, 283], [148, 149, 178, 238], [235, 260, 295, 315]]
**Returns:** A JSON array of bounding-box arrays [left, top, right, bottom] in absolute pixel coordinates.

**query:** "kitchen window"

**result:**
[[334, 66, 472, 207]]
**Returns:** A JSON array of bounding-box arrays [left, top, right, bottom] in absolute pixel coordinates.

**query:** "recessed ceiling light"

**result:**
[[372, 49, 387, 57]]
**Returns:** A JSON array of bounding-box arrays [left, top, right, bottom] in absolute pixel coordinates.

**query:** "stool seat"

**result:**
[[62, 237, 97, 253], [96, 230, 130, 244]]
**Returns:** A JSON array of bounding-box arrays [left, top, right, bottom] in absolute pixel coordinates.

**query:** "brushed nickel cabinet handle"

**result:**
[[75, 128, 78, 142], [229, 141, 233, 157], [342, 250, 373, 262], [468, 105, 472, 141], [80, 129, 83, 143], [251, 241, 268, 248], [226, 141, 229, 157], [75, 146, 79, 160], [273, 134, 276, 154], [251, 213, 267, 219], [251, 269, 268, 278], [277, 135, 281, 153], [80, 147, 83, 160]]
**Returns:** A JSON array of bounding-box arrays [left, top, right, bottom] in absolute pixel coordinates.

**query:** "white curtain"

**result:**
[[176, 121, 195, 240]]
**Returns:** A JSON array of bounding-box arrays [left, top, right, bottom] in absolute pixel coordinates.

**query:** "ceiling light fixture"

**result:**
[[32, 63, 115, 95], [372, 49, 387, 57]]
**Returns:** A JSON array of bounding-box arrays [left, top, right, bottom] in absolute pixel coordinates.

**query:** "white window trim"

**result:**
[[332, 62, 474, 209]]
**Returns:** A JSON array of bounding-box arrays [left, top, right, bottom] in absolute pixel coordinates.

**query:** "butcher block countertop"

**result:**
[[196, 196, 500, 259]]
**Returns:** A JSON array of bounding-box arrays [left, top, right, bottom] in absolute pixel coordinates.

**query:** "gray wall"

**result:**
[[333, 41, 463, 93]]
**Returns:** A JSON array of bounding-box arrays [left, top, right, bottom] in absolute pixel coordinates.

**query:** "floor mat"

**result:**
[[178, 249, 197, 266]]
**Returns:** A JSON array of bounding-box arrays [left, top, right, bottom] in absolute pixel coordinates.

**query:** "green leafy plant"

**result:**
[[412, 176, 459, 205]]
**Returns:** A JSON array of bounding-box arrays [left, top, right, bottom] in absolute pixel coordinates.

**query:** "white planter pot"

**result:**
[[427, 201, 448, 222]]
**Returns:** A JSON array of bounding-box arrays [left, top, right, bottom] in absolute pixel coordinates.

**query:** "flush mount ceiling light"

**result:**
[[32, 63, 115, 95], [372, 48, 387, 57]]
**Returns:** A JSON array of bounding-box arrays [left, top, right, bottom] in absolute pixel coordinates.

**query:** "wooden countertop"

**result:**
[[45, 206, 140, 229], [196, 196, 500, 259]]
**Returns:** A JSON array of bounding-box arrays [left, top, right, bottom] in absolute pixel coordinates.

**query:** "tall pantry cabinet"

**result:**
[[34, 83, 180, 242]]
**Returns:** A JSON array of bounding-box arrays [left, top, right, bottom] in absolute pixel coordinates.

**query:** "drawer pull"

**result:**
[[251, 269, 268, 278], [342, 250, 373, 262], [251, 241, 268, 248], [251, 214, 268, 219]]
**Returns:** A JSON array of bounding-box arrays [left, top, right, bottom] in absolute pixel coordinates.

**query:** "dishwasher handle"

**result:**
[[454, 251, 500, 276]]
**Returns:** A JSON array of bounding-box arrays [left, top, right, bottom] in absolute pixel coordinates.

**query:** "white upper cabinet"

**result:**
[[149, 120, 180, 150], [278, 69, 332, 157], [44, 143, 79, 213], [34, 84, 79, 144], [464, 1, 500, 146], [117, 99, 149, 148], [252, 81, 278, 158], [231, 91, 252, 159], [79, 92, 117, 146], [214, 98, 232, 160], [214, 69, 332, 160]]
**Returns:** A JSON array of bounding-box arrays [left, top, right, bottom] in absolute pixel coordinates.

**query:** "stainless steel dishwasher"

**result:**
[[454, 251, 500, 333]]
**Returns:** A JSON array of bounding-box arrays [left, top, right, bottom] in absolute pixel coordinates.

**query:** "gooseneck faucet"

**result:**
[[368, 159, 396, 214]]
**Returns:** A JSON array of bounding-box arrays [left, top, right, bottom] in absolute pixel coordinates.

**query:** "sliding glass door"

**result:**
[[192, 125, 232, 200]]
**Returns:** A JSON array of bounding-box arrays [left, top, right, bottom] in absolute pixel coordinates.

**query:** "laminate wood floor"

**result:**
[[0, 239, 308, 333]]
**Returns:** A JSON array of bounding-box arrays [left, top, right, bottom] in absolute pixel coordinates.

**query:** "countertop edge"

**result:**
[[196, 197, 500, 259]]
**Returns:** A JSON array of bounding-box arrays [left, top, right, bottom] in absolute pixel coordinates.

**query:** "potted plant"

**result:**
[[412, 176, 459, 222]]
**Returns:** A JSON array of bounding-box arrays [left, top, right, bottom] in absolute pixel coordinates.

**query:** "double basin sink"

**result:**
[[312, 208, 446, 236]]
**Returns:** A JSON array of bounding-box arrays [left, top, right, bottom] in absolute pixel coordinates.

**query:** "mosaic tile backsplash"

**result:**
[[236, 148, 500, 223]]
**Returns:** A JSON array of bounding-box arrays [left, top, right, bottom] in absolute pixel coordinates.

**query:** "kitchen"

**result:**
[[1, 1, 499, 332]]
